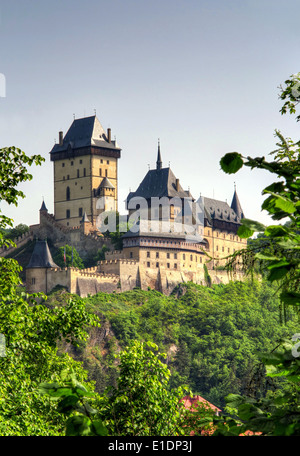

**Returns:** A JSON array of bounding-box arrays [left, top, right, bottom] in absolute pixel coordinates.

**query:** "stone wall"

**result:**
[[33, 211, 114, 259], [0, 230, 34, 257]]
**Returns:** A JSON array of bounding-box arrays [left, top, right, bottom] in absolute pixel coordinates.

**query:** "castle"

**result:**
[[21, 114, 246, 297]]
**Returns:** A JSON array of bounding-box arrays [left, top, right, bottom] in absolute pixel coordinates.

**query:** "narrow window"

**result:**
[[83, 168, 86, 177], [79, 208, 83, 217], [99, 168, 102, 176], [66, 209, 70, 219], [130, 252, 133, 258], [147, 251, 150, 258], [156, 252, 159, 258], [156, 262, 159, 268], [105, 169, 108, 177], [66, 186, 70, 201]]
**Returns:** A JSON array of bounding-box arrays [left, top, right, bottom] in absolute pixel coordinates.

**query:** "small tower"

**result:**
[[80, 211, 94, 235], [96, 177, 116, 212], [26, 239, 58, 294], [39, 199, 48, 225]]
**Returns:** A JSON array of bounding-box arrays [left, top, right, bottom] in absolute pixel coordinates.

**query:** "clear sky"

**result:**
[[1, 0, 300, 228]]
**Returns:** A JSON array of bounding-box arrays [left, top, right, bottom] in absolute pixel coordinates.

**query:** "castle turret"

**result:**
[[26, 239, 58, 294], [39, 199, 48, 224]]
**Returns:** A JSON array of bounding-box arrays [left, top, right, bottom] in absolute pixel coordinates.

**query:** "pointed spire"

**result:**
[[40, 199, 48, 212], [156, 139, 162, 170], [81, 211, 90, 223], [26, 239, 58, 269], [231, 184, 244, 220]]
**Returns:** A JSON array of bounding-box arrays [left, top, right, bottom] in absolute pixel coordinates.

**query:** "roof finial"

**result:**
[[156, 138, 162, 170], [234, 181, 236, 191]]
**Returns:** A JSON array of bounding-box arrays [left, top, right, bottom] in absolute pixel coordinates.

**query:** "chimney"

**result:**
[[59, 131, 63, 146], [107, 128, 111, 143], [176, 178, 179, 191]]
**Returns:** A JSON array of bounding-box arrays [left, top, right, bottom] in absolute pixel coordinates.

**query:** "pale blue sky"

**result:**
[[1, 0, 300, 227]]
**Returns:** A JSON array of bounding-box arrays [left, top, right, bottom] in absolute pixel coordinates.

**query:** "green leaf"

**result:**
[[237, 225, 254, 239], [273, 195, 296, 214], [264, 225, 288, 237], [220, 152, 244, 174], [91, 419, 108, 436], [268, 267, 289, 282], [280, 291, 300, 306], [57, 395, 79, 414], [65, 415, 92, 436]]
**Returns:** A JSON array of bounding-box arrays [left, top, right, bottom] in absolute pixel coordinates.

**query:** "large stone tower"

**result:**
[[50, 115, 121, 228]]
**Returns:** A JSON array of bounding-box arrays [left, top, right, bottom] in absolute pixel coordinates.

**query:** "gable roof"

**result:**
[[126, 167, 192, 204], [50, 115, 121, 155], [202, 196, 241, 224], [26, 240, 58, 269]]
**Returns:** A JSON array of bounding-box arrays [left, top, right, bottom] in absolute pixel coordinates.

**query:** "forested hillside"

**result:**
[[47, 279, 298, 409]]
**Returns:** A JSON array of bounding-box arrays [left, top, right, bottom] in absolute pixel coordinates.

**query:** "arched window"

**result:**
[[66, 186, 70, 201]]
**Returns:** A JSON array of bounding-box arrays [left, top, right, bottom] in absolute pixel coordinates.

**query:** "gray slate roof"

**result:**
[[99, 177, 115, 189], [202, 196, 241, 224], [230, 190, 245, 220], [27, 240, 58, 269], [50, 115, 121, 155], [126, 167, 192, 203]]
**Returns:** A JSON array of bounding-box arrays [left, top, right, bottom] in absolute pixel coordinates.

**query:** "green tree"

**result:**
[[40, 341, 188, 436], [0, 147, 100, 435], [212, 73, 300, 435], [1, 223, 29, 240], [53, 245, 84, 269], [101, 341, 188, 436]]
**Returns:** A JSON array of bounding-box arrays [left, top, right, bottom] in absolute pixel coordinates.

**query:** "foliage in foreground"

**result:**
[[0, 147, 100, 435], [41, 341, 189, 436], [211, 72, 300, 435]]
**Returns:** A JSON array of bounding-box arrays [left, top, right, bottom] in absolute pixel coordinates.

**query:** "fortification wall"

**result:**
[[33, 211, 114, 259], [0, 230, 34, 257]]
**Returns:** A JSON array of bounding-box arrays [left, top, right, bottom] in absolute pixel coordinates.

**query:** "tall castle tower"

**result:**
[[50, 115, 121, 228]]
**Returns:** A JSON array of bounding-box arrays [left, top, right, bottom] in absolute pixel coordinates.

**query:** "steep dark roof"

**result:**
[[126, 167, 192, 204], [99, 177, 115, 189], [40, 200, 47, 211], [230, 189, 244, 220], [81, 212, 90, 223], [26, 240, 58, 269], [202, 196, 241, 224], [50, 115, 121, 155]]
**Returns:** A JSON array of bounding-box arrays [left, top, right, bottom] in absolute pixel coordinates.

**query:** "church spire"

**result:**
[[156, 139, 162, 170], [231, 183, 244, 220]]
